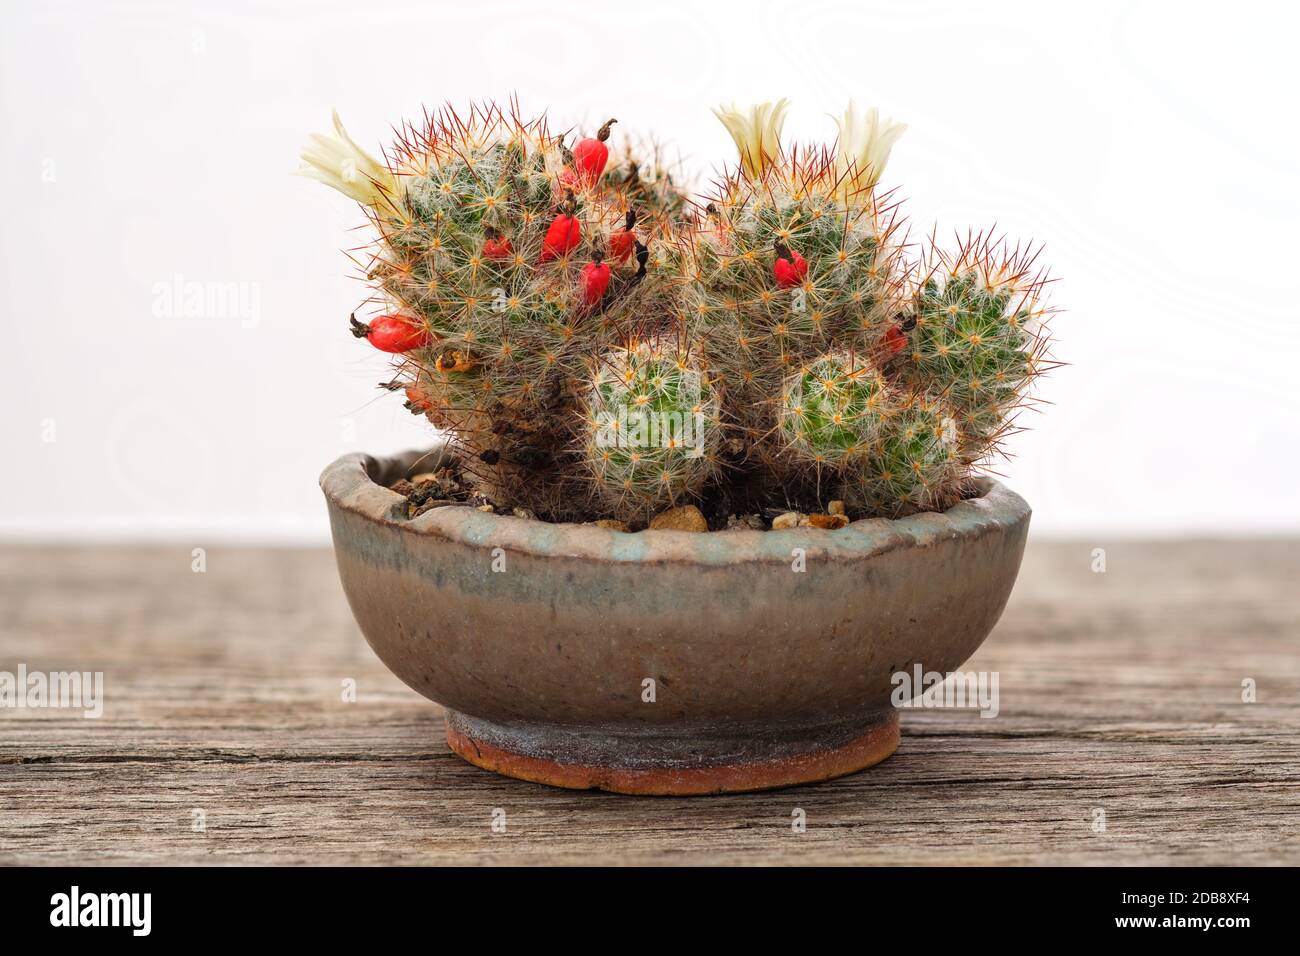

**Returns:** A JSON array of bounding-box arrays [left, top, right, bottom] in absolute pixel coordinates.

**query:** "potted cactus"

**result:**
[[307, 99, 1054, 794]]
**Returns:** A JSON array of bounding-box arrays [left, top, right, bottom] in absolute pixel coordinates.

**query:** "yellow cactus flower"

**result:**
[[713, 99, 789, 178], [834, 101, 906, 194], [298, 110, 404, 214]]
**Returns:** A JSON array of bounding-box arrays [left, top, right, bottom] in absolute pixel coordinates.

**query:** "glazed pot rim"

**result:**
[[320, 446, 1031, 566]]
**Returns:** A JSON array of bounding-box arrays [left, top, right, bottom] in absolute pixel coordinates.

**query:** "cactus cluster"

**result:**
[[300, 99, 1054, 525]]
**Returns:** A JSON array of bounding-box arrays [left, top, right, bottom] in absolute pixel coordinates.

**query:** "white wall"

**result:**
[[3, 0, 1297, 542]]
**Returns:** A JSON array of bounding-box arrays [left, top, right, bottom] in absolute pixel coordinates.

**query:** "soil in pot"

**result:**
[[382, 448, 981, 533]]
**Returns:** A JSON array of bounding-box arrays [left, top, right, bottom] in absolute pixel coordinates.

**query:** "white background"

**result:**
[[3, 0, 1297, 542]]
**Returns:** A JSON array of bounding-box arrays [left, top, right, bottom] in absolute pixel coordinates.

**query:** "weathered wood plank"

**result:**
[[1, 541, 1297, 865]]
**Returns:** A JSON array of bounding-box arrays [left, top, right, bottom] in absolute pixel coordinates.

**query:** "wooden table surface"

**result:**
[[1, 540, 1297, 866]]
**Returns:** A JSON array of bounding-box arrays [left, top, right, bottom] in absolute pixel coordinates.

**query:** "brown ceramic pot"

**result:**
[[321, 447, 1030, 795]]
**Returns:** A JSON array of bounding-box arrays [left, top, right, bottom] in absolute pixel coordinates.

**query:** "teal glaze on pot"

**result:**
[[321, 447, 1031, 794]]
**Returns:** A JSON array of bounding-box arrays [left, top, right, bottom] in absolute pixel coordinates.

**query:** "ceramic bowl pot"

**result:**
[[321, 447, 1030, 795]]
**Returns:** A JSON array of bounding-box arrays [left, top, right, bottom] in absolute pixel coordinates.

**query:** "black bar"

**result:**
[[0, 866, 1284, 941]]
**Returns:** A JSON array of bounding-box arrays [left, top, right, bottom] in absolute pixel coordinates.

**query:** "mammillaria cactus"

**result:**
[[581, 340, 721, 519], [778, 352, 889, 467], [902, 237, 1051, 464], [300, 98, 1055, 527], [854, 394, 962, 517]]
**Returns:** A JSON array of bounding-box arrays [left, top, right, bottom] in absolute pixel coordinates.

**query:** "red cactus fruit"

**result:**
[[581, 252, 611, 307], [404, 385, 432, 411], [884, 324, 908, 354], [540, 194, 581, 263], [572, 118, 617, 181], [608, 210, 637, 265], [349, 314, 430, 353], [482, 227, 513, 260], [773, 241, 808, 289]]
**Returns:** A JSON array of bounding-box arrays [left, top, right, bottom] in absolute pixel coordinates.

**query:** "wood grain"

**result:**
[[1, 541, 1297, 865]]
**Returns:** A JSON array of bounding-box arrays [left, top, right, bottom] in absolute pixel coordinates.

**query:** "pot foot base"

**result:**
[[444, 710, 900, 795]]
